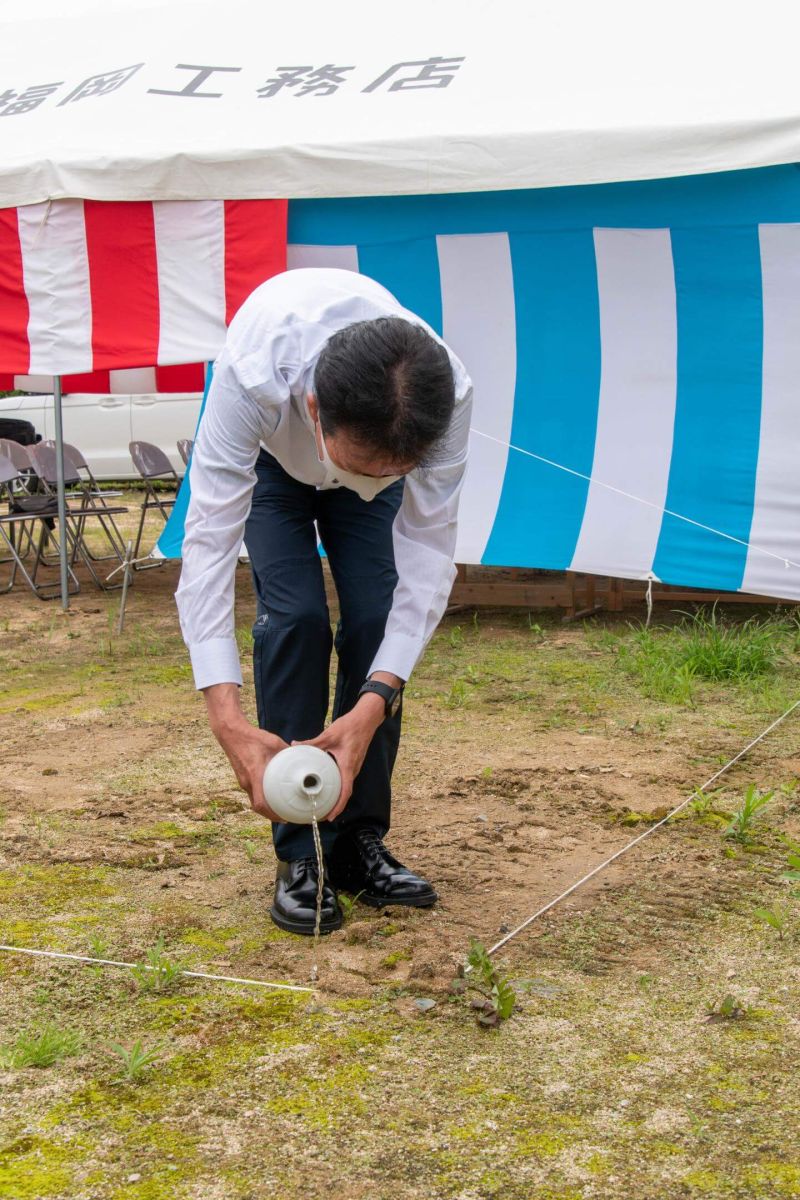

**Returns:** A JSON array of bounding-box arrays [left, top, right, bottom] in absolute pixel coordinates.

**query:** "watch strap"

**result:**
[[358, 679, 401, 717]]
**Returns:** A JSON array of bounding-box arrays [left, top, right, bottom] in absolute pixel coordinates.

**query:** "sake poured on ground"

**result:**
[[263, 745, 342, 976]]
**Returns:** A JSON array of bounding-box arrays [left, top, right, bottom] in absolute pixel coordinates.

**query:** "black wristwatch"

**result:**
[[358, 678, 404, 719]]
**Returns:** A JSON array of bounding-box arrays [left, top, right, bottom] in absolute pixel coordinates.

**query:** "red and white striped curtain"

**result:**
[[0, 197, 287, 384], [0, 362, 207, 394]]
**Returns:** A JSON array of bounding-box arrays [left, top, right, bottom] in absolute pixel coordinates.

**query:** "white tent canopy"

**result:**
[[2, 0, 800, 207]]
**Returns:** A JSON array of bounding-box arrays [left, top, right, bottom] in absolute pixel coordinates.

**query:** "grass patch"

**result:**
[[0, 1022, 82, 1069], [611, 608, 795, 704]]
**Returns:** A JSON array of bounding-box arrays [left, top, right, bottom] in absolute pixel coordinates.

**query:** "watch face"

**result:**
[[388, 688, 403, 717]]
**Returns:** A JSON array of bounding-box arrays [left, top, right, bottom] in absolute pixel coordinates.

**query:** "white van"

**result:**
[[0, 390, 202, 479]]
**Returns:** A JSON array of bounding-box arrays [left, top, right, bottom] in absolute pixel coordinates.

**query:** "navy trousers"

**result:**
[[244, 449, 404, 861]]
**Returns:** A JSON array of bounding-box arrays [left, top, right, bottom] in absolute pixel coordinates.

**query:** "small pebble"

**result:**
[[126, 1174, 141, 1184], [414, 998, 436, 1012]]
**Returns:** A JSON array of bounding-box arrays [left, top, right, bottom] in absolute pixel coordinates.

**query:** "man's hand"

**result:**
[[294, 692, 386, 821], [203, 683, 288, 821]]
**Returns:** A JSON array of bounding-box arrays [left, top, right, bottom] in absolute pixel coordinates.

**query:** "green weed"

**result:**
[[706, 994, 749, 1022], [724, 784, 775, 844], [451, 939, 515, 1028], [336, 892, 364, 921], [0, 1022, 82, 1069], [87, 933, 109, 959], [685, 787, 730, 828], [444, 679, 468, 708], [527, 616, 545, 640], [131, 936, 183, 993], [754, 905, 789, 940], [105, 1038, 165, 1082], [781, 850, 800, 896], [689, 788, 713, 816]]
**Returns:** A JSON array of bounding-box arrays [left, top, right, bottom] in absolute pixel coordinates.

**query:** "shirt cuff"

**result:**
[[368, 631, 426, 683], [188, 638, 243, 691]]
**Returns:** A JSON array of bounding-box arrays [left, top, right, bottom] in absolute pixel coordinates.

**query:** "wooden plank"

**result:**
[[448, 566, 797, 611], [449, 581, 574, 606], [566, 570, 577, 618], [621, 587, 791, 606]]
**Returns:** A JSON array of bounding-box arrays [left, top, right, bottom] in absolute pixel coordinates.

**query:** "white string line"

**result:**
[[0, 944, 314, 993], [105, 553, 158, 582], [482, 698, 800, 961], [471, 428, 800, 573]]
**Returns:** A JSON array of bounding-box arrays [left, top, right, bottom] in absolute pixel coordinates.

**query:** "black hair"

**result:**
[[313, 317, 455, 465]]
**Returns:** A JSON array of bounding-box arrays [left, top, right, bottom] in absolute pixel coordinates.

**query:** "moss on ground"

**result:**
[[0, 863, 116, 910], [3, 906, 800, 1200], [0, 1135, 85, 1199]]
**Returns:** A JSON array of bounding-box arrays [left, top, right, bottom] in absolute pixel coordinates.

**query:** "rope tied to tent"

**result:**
[[471, 428, 799, 576], [645, 573, 655, 627]]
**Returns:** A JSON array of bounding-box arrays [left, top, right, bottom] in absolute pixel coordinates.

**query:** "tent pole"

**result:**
[[53, 375, 69, 611]]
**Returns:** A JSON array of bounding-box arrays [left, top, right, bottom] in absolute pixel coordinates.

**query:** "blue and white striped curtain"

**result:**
[[161, 164, 800, 602]]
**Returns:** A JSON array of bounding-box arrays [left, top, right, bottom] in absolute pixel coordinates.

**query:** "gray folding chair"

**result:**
[[0, 439, 40, 557], [177, 438, 194, 468], [129, 441, 178, 565], [0, 437, 34, 479], [0, 452, 80, 598], [27, 443, 128, 589], [41, 440, 127, 562]]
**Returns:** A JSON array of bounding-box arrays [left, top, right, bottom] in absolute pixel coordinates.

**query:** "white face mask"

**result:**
[[316, 423, 402, 503]]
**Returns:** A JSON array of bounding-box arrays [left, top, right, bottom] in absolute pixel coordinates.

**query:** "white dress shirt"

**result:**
[[176, 268, 473, 692]]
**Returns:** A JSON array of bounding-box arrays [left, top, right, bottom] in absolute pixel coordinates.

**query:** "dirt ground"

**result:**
[[2, 507, 800, 1199]]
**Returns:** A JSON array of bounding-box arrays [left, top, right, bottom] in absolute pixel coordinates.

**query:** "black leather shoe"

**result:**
[[270, 857, 343, 936], [328, 829, 438, 909]]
